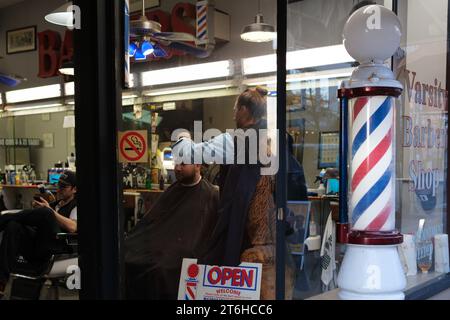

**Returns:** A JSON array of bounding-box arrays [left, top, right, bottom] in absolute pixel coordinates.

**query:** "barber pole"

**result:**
[[196, 0, 214, 46], [337, 4, 407, 300], [350, 96, 395, 232]]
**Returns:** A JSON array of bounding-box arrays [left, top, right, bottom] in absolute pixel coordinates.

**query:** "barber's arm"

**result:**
[[173, 132, 234, 164], [33, 197, 77, 233]]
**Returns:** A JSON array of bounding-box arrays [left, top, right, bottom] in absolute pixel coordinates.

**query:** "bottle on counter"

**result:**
[[159, 170, 165, 190], [0, 170, 5, 185], [30, 170, 37, 184], [10, 171, 16, 185], [317, 182, 325, 196], [309, 217, 317, 236]]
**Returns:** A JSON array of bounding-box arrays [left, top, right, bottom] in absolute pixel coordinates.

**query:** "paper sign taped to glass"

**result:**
[[178, 259, 262, 300]]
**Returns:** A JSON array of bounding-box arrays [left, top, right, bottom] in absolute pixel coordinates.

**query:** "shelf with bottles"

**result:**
[[0, 164, 39, 187]]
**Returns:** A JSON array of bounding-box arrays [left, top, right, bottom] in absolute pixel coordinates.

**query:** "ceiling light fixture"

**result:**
[[242, 45, 355, 75], [45, 1, 74, 28], [130, 40, 155, 61], [59, 60, 74, 76], [5, 103, 63, 112], [144, 84, 231, 97], [6, 84, 61, 103], [140, 60, 233, 86], [240, 0, 276, 43]]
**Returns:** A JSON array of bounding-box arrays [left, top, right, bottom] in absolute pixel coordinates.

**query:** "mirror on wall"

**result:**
[[0, 111, 75, 182]]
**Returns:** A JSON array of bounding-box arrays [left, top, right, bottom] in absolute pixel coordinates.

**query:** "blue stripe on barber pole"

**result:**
[[352, 98, 391, 158], [352, 170, 392, 224], [198, 15, 207, 25]]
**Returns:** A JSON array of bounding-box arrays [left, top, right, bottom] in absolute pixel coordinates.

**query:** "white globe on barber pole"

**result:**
[[337, 4, 406, 300], [343, 5, 402, 64]]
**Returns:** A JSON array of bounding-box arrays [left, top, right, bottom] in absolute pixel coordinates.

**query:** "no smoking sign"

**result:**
[[118, 130, 149, 163]]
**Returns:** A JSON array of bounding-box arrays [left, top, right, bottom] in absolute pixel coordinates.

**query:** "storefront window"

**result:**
[[291, 0, 450, 300], [121, 0, 281, 300], [395, 0, 448, 270], [284, 0, 368, 300], [0, 0, 79, 300]]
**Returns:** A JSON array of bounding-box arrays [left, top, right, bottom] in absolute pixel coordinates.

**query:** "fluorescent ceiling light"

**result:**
[[45, 2, 74, 28], [242, 54, 276, 75], [5, 103, 63, 112], [6, 84, 61, 103], [65, 89, 138, 103], [242, 45, 355, 75], [244, 68, 354, 86], [287, 70, 354, 83], [122, 93, 138, 99], [145, 84, 231, 96], [140, 60, 233, 87]]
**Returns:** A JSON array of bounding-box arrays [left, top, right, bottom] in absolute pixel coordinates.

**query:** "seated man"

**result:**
[[125, 163, 219, 300], [0, 170, 77, 297]]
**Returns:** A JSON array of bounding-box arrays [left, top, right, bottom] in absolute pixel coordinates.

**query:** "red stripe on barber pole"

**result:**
[[198, 6, 207, 17], [351, 128, 392, 191], [366, 200, 392, 231], [353, 97, 369, 121]]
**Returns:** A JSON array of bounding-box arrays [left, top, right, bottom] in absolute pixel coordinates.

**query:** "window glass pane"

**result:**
[[395, 0, 448, 245], [122, 0, 279, 300]]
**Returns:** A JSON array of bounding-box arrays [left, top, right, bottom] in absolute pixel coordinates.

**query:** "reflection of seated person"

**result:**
[[286, 209, 307, 252], [0, 170, 77, 297], [124, 163, 219, 300]]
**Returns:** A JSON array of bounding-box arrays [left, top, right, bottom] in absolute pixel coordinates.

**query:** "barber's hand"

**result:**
[[177, 131, 192, 141], [33, 197, 51, 209]]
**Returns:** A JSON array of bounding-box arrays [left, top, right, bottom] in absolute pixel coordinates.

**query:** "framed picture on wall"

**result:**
[[43, 133, 54, 148], [318, 131, 339, 169], [6, 26, 37, 54]]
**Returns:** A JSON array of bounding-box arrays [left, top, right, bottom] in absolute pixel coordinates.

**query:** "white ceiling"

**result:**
[[0, 0, 25, 9]]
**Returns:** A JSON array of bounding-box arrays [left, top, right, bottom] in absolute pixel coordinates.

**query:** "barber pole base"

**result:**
[[337, 232, 406, 300]]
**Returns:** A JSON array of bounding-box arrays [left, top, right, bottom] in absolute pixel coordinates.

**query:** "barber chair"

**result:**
[[8, 233, 78, 300]]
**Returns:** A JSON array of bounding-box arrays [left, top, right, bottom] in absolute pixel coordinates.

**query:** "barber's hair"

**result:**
[[236, 87, 268, 121]]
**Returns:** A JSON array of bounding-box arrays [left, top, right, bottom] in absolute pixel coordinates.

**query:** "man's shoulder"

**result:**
[[200, 179, 220, 195]]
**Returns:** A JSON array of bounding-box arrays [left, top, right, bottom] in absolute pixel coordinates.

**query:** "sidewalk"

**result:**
[[428, 288, 450, 300]]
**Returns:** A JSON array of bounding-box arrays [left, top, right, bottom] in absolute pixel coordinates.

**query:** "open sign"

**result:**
[[178, 259, 262, 300], [204, 266, 257, 290]]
